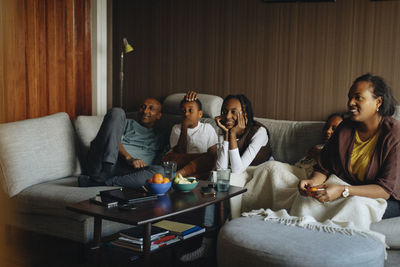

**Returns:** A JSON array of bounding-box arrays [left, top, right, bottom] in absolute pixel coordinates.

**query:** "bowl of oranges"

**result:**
[[146, 173, 171, 195]]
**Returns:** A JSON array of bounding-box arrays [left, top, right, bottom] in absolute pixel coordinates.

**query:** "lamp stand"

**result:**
[[119, 37, 133, 109], [119, 51, 124, 109]]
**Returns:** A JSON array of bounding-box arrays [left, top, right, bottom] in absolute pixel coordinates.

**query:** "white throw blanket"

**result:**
[[238, 161, 388, 247]]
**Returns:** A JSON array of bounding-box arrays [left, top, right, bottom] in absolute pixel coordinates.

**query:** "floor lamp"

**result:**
[[119, 37, 134, 109]]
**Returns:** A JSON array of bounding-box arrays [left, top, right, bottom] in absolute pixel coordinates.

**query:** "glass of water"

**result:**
[[162, 161, 177, 179], [217, 169, 231, 192]]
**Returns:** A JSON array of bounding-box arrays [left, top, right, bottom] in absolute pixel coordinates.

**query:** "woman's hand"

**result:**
[[185, 91, 198, 101], [230, 112, 246, 136], [215, 116, 229, 133], [299, 171, 328, 196], [313, 184, 344, 203], [298, 179, 315, 196]]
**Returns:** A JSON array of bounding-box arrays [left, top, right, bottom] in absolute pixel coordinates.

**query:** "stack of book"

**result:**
[[153, 220, 205, 240], [110, 225, 180, 252], [89, 195, 118, 208]]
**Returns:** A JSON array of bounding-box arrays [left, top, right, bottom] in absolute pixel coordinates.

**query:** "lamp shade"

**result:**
[[123, 37, 134, 53]]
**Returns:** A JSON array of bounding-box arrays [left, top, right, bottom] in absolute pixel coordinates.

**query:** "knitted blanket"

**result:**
[[240, 161, 387, 246]]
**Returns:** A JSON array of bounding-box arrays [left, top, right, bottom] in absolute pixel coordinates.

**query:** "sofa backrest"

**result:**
[[74, 104, 400, 169], [73, 115, 104, 171], [74, 94, 222, 170], [127, 93, 222, 139], [0, 113, 80, 197], [162, 93, 223, 119], [256, 117, 325, 164]]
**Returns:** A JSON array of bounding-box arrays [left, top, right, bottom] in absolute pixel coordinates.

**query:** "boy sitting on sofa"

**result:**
[[162, 91, 218, 180]]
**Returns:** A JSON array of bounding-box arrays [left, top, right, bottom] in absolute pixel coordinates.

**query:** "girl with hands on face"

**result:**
[[182, 95, 273, 263], [215, 95, 272, 174], [216, 109, 247, 145]]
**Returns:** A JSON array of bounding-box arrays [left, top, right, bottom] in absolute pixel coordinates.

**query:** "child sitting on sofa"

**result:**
[[295, 112, 345, 177], [162, 91, 218, 180], [181, 93, 274, 262], [215, 94, 273, 173], [241, 112, 345, 213]]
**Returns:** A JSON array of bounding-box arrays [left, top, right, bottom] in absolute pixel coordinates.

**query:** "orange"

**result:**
[[163, 177, 170, 184], [153, 173, 163, 179], [153, 173, 164, 184], [148, 178, 153, 183]]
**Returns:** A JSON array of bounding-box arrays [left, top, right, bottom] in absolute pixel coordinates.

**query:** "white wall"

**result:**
[[91, 0, 108, 115]]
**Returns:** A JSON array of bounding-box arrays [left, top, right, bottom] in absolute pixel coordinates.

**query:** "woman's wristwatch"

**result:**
[[342, 185, 350, 198]]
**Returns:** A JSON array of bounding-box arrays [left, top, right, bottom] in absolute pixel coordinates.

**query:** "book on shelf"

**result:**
[[89, 195, 118, 208], [111, 235, 181, 252], [118, 234, 176, 246], [180, 227, 205, 240], [152, 220, 205, 239], [119, 225, 169, 242]]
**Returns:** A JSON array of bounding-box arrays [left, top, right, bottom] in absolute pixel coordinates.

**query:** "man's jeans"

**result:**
[[85, 108, 163, 188]]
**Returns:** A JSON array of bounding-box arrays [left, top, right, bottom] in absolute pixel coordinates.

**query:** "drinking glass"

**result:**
[[216, 169, 231, 192], [162, 161, 177, 179]]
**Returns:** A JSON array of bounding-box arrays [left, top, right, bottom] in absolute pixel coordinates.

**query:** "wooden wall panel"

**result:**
[[0, 0, 92, 123], [0, 0, 6, 123], [114, 0, 400, 121]]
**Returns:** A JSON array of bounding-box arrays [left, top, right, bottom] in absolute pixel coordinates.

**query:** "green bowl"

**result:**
[[172, 177, 199, 192]]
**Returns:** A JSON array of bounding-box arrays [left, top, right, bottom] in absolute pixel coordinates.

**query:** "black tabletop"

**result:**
[[67, 180, 246, 226]]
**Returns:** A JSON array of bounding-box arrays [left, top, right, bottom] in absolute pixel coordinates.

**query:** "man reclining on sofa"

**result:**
[[78, 98, 168, 188]]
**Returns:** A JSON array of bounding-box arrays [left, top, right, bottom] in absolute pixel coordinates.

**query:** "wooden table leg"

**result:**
[[217, 201, 225, 229], [90, 216, 102, 266], [143, 222, 152, 266], [93, 216, 102, 247]]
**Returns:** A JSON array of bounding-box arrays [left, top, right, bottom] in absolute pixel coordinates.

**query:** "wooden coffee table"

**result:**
[[67, 180, 246, 266]]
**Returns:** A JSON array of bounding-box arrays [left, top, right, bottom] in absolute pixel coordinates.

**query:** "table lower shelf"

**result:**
[[91, 228, 215, 266]]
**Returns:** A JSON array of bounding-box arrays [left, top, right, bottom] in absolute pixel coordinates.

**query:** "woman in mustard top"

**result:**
[[299, 73, 400, 218]]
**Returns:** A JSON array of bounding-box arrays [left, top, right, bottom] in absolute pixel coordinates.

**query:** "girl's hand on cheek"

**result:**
[[215, 116, 229, 133], [230, 112, 246, 136]]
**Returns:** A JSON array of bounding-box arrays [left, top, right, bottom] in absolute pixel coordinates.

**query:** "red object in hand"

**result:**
[[306, 186, 325, 197]]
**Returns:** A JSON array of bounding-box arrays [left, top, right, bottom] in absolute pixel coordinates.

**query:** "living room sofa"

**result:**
[[218, 114, 400, 266], [0, 93, 399, 262], [0, 93, 222, 243]]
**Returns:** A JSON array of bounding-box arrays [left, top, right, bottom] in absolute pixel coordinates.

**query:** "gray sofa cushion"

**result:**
[[393, 106, 400, 122], [0, 113, 80, 197], [73, 115, 104, 160], [256, 117, 325, 164], [218, 216, 385, 267], [371, 217, 400, 249], [12, 177, 117, 221]]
